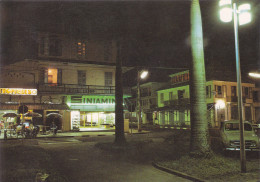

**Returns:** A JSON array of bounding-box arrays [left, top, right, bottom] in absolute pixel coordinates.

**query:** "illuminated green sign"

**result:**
[[68, 95, 115, 105], [84, 97, 115, 104]]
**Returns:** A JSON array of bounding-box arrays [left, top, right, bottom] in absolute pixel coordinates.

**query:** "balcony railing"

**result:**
[[226, 96, 246, 103], [38, 83, 115, 95], [164, 98, 190, 106]]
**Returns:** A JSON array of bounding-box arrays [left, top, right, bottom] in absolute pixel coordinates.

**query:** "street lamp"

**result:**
[[219, 0, 252, 173], [137, 70, 148, 132], [249, 71, 260, 78]]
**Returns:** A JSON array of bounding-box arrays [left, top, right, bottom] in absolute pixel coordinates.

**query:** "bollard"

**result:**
[[4, 129, 7, 140]]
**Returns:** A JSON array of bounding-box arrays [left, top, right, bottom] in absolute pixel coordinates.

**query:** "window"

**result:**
[[78, 71, 86, 85], [160, 93, 164, 104], [243, 87, 251, 98], [178, 90, 185, 99], [49, 37, 62, 56], [77, 41, 87, 57], [40, 37, 45, 55], [104, 41, 111, 62], [253, 91, 259, 102], [44, 68, 62, 85], [231, 86, 236, 96], [105, 72, 112, 86], [169, 92, 173, 100], [206, 86, 211, 98], [216, 86, 222, 95]]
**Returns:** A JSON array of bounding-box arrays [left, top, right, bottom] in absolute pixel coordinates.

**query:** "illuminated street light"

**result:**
[[238, 4, 251, 25], [140, 70, 148, 79], [219, 0, 252, 173], [137, 69, 149, 132], [249, 72, 260, 78]]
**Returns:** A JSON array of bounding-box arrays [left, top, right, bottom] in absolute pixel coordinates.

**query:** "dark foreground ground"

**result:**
[[0, 129, 259, 182]]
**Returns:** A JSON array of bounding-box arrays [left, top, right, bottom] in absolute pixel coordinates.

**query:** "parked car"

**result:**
[[220, 120, 259, 151]]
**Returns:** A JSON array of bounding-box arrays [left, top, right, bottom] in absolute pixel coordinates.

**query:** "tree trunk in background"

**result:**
[[190, 0, 210, 156], [114, 41, 126, 145]]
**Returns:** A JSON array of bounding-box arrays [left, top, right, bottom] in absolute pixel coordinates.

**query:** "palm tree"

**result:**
[[189, 0, 210, 156], [114, 40, 126, 145]]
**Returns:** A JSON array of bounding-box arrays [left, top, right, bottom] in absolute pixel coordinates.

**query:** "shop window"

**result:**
[[44, 68, 62, 85], [78, 70, 86, 85], [77, 41, 87, 57]]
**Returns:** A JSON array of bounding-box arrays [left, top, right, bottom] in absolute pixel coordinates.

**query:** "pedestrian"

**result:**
[[50, 122, 57, 135]]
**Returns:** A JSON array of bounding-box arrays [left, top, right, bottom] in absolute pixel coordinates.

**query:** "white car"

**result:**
[[220, 120, 260, 151]]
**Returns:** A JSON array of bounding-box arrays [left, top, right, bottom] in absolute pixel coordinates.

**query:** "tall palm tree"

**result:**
[[190, 0, 210, 156], [114, 40, 126, 145]]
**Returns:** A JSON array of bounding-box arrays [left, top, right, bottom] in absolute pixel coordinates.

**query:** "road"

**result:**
[[37, 133, 191, 182]]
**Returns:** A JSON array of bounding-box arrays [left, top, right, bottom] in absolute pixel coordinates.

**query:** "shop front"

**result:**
[[67, 95, 116, 130]]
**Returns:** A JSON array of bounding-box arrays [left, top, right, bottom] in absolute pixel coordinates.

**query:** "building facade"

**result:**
[[129, 82, 168, 124], [0, 32, 119, 131], [155, 70, 258, 128]]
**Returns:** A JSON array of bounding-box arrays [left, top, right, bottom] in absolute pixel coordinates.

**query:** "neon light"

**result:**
[[0, 88, 37, 95]]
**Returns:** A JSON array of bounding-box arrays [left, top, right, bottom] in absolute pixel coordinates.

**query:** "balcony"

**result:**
[[38, 83, 115, 95], [226, 96, 247, 103], [164, 98, 190, 107]]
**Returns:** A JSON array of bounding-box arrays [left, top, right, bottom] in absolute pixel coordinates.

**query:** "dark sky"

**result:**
[[1, 0, 259, 76]]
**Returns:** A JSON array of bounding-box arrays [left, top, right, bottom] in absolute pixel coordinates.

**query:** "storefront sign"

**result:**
[[0, 88, 37, 95], [170, 71, 189, 85], [84, 97, 115, 104]]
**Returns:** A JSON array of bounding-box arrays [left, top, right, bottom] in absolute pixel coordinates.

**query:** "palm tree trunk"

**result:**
[[114, 40, 126, 145], [190, 0, 210, 156]]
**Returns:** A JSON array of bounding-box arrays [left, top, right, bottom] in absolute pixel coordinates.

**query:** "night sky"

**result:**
[[1, 0, 259, 85]]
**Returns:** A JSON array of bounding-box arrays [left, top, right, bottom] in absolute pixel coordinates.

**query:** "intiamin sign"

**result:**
[[84, 97, 115, 104]]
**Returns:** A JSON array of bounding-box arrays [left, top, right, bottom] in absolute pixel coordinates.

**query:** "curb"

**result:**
[[152, 162, 205, 182]]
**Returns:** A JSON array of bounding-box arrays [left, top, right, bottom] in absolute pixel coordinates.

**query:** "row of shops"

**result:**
[[0, 91, 118, 132]]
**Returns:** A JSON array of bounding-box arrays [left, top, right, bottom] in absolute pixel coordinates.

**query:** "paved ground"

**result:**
[[38, 136, 190, 182], [1, 130, 192, 182]]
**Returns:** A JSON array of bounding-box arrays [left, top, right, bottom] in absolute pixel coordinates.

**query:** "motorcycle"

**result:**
[[24, 125, 39, 138]]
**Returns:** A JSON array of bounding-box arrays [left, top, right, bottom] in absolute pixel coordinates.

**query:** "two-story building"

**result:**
[[155, 70, 258, 128], [0, 32, 122, 131], [129, 82, 168, 124]]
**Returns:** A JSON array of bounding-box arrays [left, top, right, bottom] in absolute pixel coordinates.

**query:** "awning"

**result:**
[[0, 104, 69, 110]]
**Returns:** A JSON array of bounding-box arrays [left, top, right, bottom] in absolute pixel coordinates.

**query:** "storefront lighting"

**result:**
[[216, 100, 225, 109], [68, 103, 115, 106]]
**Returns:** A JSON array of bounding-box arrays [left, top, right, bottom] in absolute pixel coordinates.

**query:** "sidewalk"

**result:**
[[0, 128, 150, 140]]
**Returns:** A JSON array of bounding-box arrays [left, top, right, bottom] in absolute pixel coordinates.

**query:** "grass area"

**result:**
[[158, 154, 260, 182], [157, 130, 260, 182]]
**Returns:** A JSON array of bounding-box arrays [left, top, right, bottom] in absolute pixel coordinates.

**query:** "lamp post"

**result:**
[[137, 70, 148, 132], [219, 0, 252, 173]]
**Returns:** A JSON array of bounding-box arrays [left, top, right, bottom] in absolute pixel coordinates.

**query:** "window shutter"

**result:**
[[58, 69, 62, 85], [44, 69, 48, 84]]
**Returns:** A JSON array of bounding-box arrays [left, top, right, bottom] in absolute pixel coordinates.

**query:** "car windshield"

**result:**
[[225, 123, 252, 131]]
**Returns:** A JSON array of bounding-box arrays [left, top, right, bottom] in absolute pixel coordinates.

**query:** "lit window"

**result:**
[[77, 41, 87, 57], [48, 69, 58, 84], [44, 68, 62, 86]]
